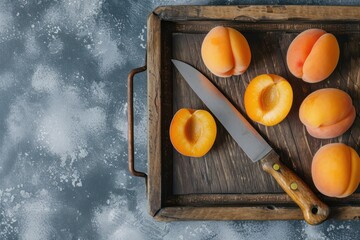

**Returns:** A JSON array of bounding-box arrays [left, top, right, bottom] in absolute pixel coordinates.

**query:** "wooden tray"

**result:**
[[129, 5, 360, 221]]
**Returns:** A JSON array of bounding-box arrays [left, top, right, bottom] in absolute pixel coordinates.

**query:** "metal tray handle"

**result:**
[[128, 65, 148, 183]]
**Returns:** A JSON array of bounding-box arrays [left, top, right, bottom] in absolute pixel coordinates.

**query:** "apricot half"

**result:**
[[169, 108, 217, 157], [286, 28, 340, 83], [299, 88, 355, 139], [201, 26, 251, 77], [312, 143, 360, 198], [244, 74, 293, 126]]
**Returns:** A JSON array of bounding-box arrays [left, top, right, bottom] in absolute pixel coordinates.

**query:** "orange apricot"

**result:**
[[244, 74, 293, 126], [312, 143, 360, 198], [286, 28, 340, 83], [169, 108, 217, 157], [299, 88, 355, 139], [201, 26, 251, 77]]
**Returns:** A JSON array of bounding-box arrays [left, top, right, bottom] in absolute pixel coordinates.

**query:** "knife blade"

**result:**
[[172, 59, 329, 225]]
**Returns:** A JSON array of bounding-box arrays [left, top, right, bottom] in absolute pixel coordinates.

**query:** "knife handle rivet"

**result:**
[[290, 182, 298, 190], [272, 164, 280, 171]]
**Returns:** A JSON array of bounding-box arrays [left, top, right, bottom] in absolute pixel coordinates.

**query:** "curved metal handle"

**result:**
[[128, 65, 147, 182]]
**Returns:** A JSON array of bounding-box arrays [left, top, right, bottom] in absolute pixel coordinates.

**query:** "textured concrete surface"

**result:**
[[0, 0, 359, 239]]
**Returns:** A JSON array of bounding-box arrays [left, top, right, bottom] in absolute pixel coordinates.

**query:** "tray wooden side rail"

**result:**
[[128, 5, 360, 221]]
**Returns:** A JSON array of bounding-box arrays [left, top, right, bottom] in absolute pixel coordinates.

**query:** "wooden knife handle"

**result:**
[[260, 150, 330, 225]]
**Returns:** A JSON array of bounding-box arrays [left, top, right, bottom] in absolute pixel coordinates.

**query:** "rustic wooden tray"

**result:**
[[129, 5, 360, 221]]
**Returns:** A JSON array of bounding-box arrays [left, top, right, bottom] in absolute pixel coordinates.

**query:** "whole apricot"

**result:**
[[312, 143, 360, 198], [244, 74, 293, 126], [170, 108, 217, 157], [286, 29, 339, 83], [201, 26, 251, 77], [299, 88, 355, 139]]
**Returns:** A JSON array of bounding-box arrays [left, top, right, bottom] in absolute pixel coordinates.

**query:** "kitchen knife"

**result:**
[[172, 59, 329, 225]]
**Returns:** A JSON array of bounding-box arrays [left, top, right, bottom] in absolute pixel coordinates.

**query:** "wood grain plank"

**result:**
[[165, 193, 360, 206], [154, 5, 360, 21], [147, 13, 162, 216], [174, 22, 360, 34], [155, 206, 305, 221], [154, 206, 360, 221]]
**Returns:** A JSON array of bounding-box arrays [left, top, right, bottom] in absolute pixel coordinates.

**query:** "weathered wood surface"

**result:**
[[154, 5, 360, 21], [172, 27, 360, 195], [165, 193, 360, 206], [154, 206, 360, 222], [146, 5, 360, 220], [147, 13, 162, 216]]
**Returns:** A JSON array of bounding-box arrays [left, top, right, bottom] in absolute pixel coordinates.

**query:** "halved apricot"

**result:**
[[244, 74, 293, 126], [201, 26, 251, 77], [169, 108, 217, 157], [312, 143, 360, 198]]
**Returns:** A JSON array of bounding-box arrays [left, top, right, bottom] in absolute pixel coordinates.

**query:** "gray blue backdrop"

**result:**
[[0, 0, 359, 239]]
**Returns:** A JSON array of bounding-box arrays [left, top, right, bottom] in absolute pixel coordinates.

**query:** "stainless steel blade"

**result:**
[[172, 59, 272, 162]]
